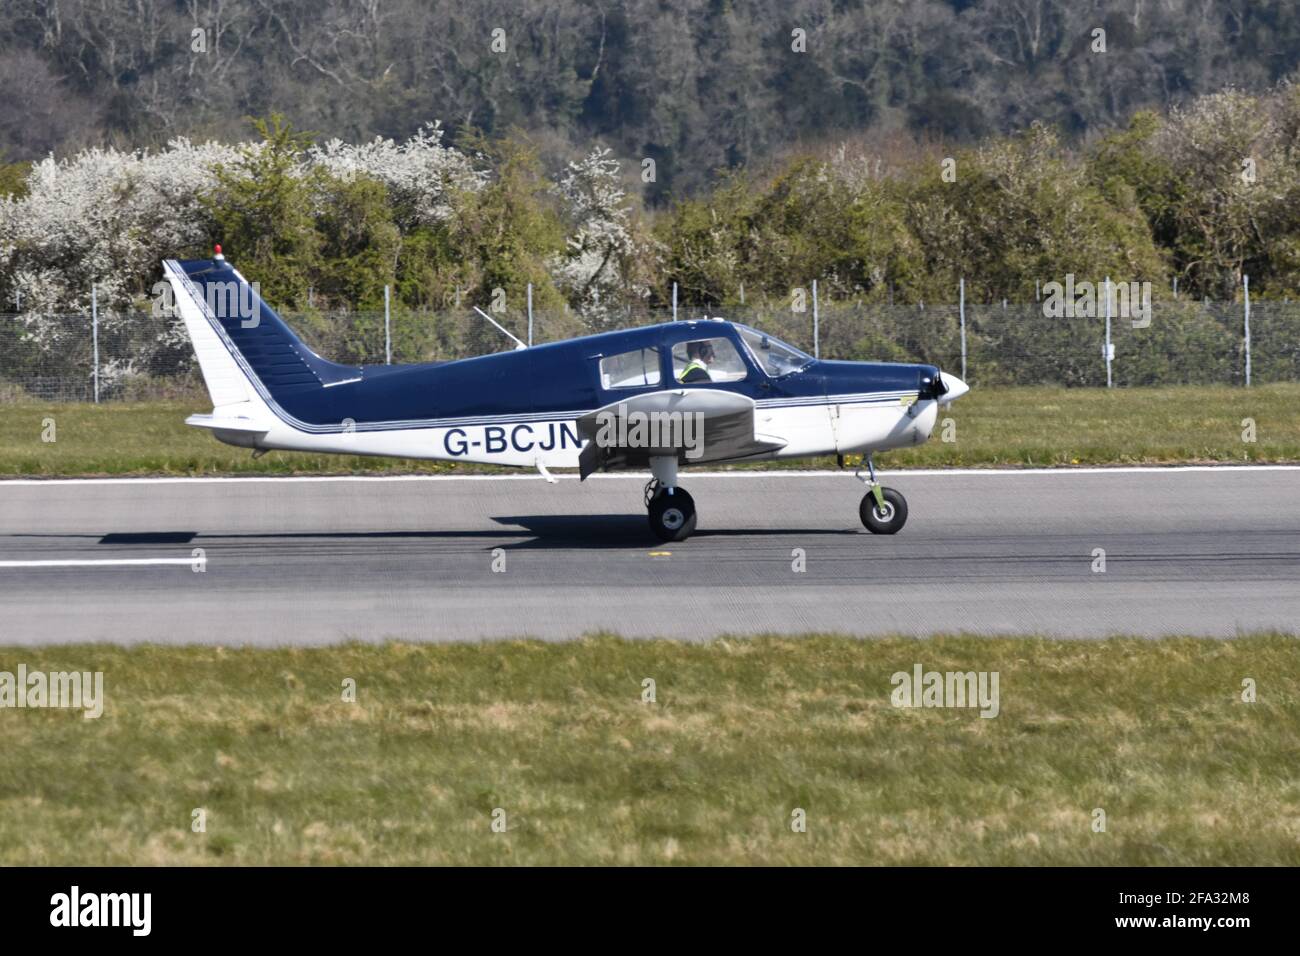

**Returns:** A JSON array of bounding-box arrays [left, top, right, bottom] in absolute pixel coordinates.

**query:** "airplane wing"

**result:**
[[575, 389, 786, 479]]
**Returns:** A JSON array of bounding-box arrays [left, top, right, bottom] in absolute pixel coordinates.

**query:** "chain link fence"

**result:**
[[2, 297, 1296, 403]]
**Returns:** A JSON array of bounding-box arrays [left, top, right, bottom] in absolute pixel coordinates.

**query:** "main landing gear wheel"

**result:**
[[860, 487, 908, 535], [648, 487, 696, 542]]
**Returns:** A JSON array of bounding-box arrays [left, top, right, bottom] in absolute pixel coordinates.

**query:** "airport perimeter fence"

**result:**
[[1, 297, 1296, 403]]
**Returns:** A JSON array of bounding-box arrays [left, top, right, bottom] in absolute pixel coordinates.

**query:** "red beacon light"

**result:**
[[213, 244, 225, 261]]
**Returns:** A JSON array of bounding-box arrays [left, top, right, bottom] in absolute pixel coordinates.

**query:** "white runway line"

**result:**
[[0, 464, 1297, 486], [0, 558, 194, 569]]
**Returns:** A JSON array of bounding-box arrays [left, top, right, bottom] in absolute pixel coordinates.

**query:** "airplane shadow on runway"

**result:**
[[16, 515, 861, 552], [489, 515, 860, 548]]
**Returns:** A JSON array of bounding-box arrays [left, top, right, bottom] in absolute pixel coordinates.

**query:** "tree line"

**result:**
[[3, 0, 1300, 203], [6, 84, 1300, 329]]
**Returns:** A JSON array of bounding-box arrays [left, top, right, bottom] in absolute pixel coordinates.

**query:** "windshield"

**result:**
[[736, 324, 814, 377]]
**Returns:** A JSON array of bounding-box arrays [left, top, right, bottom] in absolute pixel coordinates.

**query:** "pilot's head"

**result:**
[[687, 340, 715, 364]]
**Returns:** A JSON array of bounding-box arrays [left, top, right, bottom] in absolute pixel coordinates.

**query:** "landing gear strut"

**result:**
[[856, 452, 908, 534], [646, 456, 696, 542]]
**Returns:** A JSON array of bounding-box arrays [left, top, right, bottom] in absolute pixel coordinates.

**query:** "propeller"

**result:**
[[919, 368, 970, 406]]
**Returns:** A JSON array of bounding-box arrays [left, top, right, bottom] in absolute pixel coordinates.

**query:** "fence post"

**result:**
[[672, 282, 678, 321], [527, 282, 533, 346], [92, 283, 100, 404], [384, 285, 391, 365], [812, 279, 820, 359], [1243, 274, 1251, 387], [1104, 276, 1113, 389], [959, 277, 967, 382]]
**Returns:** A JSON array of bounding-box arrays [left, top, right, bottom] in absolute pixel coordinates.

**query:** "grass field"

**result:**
[[0, 383, 1297, 476], [1, 634, 1297, 865]]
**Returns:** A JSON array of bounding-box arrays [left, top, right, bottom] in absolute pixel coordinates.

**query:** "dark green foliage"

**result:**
[[203, 115, 323, 308], [0, 161, 29, 199], [313, 175, 401, 311], [445, 134, 566, 312]]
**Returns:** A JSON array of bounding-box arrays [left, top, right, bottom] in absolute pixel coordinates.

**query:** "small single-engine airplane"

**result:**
[[164, 248, 969, 541]]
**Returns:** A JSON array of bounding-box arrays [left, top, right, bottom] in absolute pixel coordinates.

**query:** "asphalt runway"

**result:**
[[0, 468, 1297, 644]]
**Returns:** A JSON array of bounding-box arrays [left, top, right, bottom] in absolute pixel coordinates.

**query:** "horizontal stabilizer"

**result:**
[[185, 413, 269, 432], [185, 412, 271, 449]]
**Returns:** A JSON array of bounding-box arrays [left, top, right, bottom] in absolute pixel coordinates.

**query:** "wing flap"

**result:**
[[576, 389, 786, 478]]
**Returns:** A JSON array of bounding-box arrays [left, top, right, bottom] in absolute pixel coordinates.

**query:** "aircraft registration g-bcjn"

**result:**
[[164, 248, 970, 541]]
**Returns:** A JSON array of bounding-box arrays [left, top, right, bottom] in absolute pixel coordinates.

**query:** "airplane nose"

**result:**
[[940, 372, 970, 402]]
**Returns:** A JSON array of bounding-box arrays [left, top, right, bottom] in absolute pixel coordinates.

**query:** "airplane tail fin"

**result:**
[[163, 251, 361, 431]]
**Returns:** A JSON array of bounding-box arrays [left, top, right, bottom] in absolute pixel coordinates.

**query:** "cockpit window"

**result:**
[[671, 337, 748, 383], [737, 325, 814, 377], [599, 347, 662, 389]]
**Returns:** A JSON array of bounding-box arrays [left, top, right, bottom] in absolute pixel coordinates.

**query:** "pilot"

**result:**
[[678, 341, 715, 383]]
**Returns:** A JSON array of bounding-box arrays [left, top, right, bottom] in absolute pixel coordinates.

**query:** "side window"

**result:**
[[672, 337, 747, 384], [599, 348, 661, 390]]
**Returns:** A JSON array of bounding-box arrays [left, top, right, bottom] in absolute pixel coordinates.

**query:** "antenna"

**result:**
[[472, 306, 528, 350]]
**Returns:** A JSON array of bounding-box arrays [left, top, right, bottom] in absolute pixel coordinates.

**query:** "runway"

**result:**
[[0, 468, 1297, 644]]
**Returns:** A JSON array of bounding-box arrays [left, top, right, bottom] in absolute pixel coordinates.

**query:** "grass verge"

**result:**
[[1, 634, 1297, 865], [0, 383, 1297, 476]]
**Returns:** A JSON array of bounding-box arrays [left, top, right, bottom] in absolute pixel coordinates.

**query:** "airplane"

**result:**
[[163, 247, 970, 542]]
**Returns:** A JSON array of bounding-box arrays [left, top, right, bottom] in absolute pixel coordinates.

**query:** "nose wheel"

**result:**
[[855, 452, 908, 534], [860, 486, 908, 534], [647, 482, 696, 542]]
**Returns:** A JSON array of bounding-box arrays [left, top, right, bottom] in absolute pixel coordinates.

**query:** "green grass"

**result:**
[[1, 634, 1297, 865], [881, 382, 1300, 467], [1, 383, 1297, 476]]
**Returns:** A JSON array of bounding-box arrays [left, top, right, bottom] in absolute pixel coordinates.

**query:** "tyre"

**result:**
[[860, 487, 908, 534], [648, 488, 697, 542]]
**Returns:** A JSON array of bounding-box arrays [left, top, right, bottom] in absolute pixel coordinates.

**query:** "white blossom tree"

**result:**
[[549, 147, 641, 325], [0, 138, 240, 312], [307, 122, 485, 229], [0, 138, 241, 393]]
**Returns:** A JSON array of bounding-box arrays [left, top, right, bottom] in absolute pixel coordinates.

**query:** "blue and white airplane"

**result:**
[[164, 248, 969, 541]]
